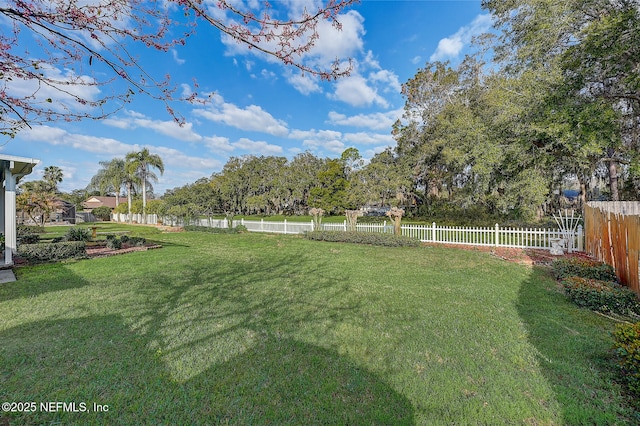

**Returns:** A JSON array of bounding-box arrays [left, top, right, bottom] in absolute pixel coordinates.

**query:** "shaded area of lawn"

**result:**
[[517, 267, 639, 424], [1, 229, 639, 424], [0, 315, 413, 425]]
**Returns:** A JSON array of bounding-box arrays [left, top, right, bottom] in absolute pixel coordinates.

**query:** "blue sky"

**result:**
[[6, 0, 489, 195]]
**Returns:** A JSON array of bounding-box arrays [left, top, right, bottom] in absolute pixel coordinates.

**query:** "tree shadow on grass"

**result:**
[[516, 266, 639, 425], [0, 315, 414, 425], [0, 263, 90, 303]]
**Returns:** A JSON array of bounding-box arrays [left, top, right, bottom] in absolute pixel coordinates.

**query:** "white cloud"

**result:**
[[20, 125, 140, 156], [217, 4, 365, 93], [172, 49, 186, 65], [289, 128, 345, 155], [18, 124, 222, 193], [103, 111, 203, 142], [286, 72, 322, 95], [430, 14, 492, 62], [302, 138, 345, 155], [203, 136, 235, 153], [152, 146, 221, 170], [327, 110, 402, 131], [261, 69, 277, 80], [193, 94, 289, 137], [289, 129, 342, 141], [369, 69, 402, 94], [343, 132, 394, 145], [330, 74, 388, 108], [232, 138, 284, 155], [304, 10, 365, 67], [7, 64, 100, 114]]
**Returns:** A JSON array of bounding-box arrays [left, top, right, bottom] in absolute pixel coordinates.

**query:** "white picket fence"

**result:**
[[111, 213, 584, 252]]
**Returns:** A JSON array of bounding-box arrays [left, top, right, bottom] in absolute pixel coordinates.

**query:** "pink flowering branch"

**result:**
[[0, 0, 357, 138]]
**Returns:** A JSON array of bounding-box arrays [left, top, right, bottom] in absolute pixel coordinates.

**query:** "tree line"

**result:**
[[154, 0, 640, 223], [142, 148, 410, 223]]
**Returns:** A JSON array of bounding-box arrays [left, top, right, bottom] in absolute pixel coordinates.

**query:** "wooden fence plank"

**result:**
[[585, 202, 640, 296]]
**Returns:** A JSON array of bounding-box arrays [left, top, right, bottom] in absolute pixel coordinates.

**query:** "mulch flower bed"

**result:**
[[423, 243, 592, 266], [85, 243, 162, 259]]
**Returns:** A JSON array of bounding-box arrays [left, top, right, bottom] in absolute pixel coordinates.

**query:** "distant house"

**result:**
[[51, 199, 76, 223], [82, 196, 123, 211]]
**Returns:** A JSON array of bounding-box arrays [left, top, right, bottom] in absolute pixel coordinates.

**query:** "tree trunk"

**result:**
[[608, 160, 619, 201], [578, 174, 587, 211], [142, 168, 147, 224], [127, 182, 132, 223]]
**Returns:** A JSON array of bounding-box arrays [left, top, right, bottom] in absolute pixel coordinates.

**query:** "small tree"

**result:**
[[345, 209, 363, 232], [309, 207, 325, 230], [91, 206, 112, 222], [386, 207, 404, 235]]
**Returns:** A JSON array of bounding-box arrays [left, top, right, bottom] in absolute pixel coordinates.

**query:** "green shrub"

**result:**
[[18, 234, 40, 245], [184, 225, 243, 234], [92, 206, 112, 221], [561, 276, 640, 315], [304, 230, 421, 247], [17, 225, 45, 235], [613, 322, 640, 395], [113, 203, 128, 214], [552, 256, 617, 281], [127, 236, 146, 246], [65, 227, 92, 242], [18, 241, 87, 263], [106, 237, 122, 250]]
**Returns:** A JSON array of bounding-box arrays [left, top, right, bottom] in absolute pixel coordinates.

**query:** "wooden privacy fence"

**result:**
[[585, 202, 640, 295], [112, 213, 583, 251]]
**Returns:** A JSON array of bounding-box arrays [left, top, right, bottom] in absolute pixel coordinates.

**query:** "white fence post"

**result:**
[[495, 223, 500, 247], [344, 220, 347, 232], [284, 219, 287, 234], [432, 222, 436, 243], [311, 219, 314, 232]]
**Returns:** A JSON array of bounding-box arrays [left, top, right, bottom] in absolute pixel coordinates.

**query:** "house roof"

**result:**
[[0, 154, 40, 183], [82, 196, 122, 209]]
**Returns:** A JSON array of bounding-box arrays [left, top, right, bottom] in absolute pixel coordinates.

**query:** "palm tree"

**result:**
[[125, 148, 164, 221], [102, 158, 127, 207], [43, 166, 63, 193]]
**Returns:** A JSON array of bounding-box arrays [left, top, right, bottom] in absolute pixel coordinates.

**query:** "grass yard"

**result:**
[[0, 225, 637, 425]]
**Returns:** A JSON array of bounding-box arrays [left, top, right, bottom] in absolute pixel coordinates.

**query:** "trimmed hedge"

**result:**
[[613, 322, 640, 395], [552, 256, 617, 281], [18, 234, 40, 245], [106, 235, 146, 248], [18, 241, 87, 263], [184, 225, 245, 234], [561, 276, 640, 315], [304, 230, 421, 247], [65, 227, 92, 242], [17, 225, 45, 235]]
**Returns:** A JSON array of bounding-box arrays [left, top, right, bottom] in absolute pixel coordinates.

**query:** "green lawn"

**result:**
[[0, 225, 637, 425]]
